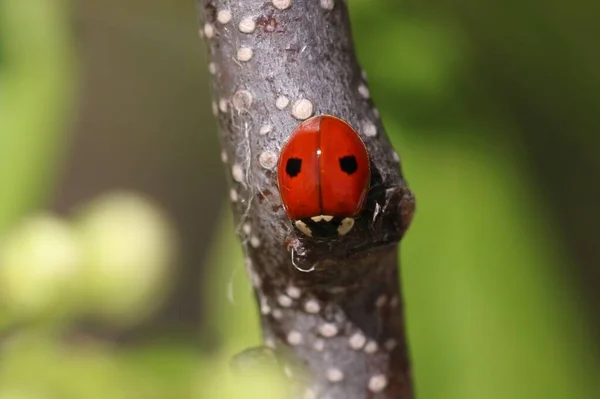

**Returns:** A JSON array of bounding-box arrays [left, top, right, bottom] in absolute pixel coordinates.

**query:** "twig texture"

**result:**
[[198, 1, 415, 398]]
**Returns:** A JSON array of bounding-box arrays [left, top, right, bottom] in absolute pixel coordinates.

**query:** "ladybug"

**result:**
[[277, 115, 371, 238]]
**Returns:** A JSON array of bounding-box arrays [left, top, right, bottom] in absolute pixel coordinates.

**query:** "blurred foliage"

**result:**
[[348, 1, 600, 398], [0, 1, 76, 235], [73, 193, 177, 327], [0, 195, 284, 398], [0, 192, 178, 333], [202, 209, 261, 353], [1, 0, 598, 398]]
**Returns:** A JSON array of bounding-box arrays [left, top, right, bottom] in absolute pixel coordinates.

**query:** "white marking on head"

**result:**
[[294, 220, 312, 237], [292, 99, 314, 120], [272, 309, 283, 319], [229, 189, 238, 202], [239, 17, 256, 33], [368, 374, 388, 392], [337, 217, 354, 235], [212, 101, 218, 116], [392, 152, 400, 162]]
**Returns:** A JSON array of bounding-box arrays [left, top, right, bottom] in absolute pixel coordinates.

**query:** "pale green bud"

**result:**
[[0, 214, 80, 323], [74, 192, 176, 326]]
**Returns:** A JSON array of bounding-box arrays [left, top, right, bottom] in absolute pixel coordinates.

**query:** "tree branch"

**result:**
[[198, 1, 415, 398]]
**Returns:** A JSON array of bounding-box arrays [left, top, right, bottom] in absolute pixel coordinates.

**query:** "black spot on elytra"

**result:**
[[339, 155, 358, 175], [286, 158, 302, 178]]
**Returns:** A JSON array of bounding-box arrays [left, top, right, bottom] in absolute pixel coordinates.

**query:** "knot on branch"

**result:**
[[285, 184, 415, 277]]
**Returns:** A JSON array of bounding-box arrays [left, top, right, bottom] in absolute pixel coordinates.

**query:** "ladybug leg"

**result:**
[[294, 220, 313, 237], [337, 217, 355, 235]]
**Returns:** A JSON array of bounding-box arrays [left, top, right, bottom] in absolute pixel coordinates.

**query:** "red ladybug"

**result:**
[[277, 115, 371, 238]]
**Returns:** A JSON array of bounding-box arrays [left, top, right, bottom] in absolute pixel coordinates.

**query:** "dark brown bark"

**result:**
[[197, 1, 415, 398]]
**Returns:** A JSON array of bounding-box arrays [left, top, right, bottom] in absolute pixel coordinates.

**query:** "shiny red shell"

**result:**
[[277, 115, 370, 221]]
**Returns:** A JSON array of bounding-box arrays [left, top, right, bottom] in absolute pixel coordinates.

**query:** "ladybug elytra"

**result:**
[[277, 115, 371, 238]]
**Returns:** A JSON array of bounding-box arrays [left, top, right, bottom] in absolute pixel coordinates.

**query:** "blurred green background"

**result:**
[[1, 0, 598, 398]]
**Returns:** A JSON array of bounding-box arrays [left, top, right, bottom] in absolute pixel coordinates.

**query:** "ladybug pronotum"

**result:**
[[277, 115, 371, 238]]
